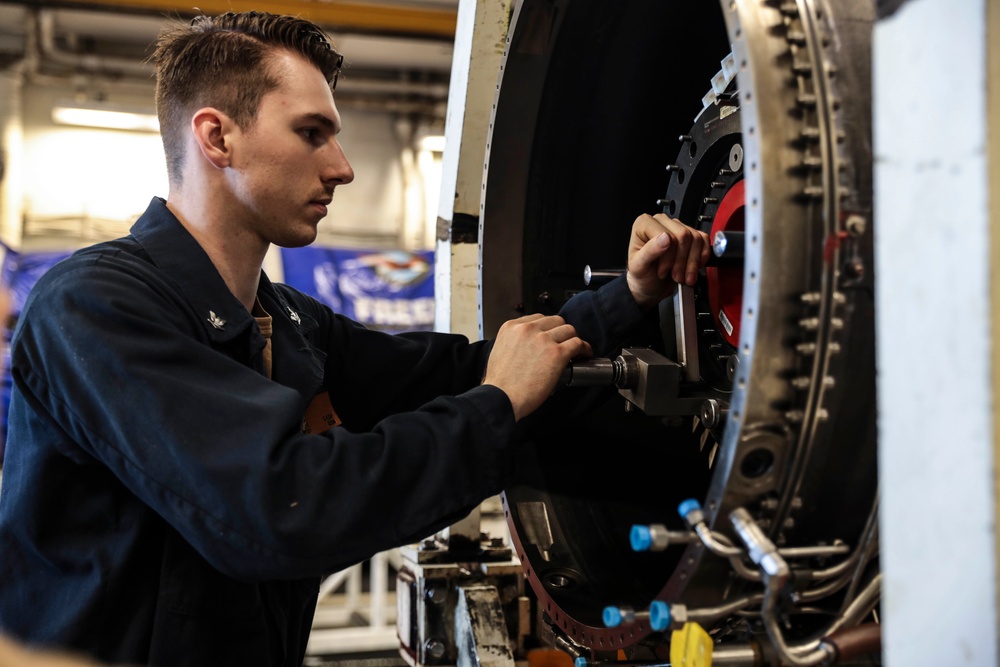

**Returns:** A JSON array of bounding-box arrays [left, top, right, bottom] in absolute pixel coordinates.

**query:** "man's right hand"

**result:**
[[482, 314, 592, 421]]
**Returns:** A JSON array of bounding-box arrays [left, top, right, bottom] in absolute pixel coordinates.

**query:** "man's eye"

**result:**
[[301, 128, 320, 142]]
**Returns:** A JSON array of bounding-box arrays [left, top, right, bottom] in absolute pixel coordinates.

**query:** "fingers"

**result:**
[[496, 316, 586, 364], [527, 318, 591, 359], [629, 214, 710, 287], [629, 229, 671, 280], [504, 314, 573, 337], [563, 337, 593, 361], [691, 233, 711, 285], [486, 314, 592, 421]]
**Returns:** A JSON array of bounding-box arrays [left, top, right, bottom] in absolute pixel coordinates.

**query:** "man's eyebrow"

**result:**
[[297, 113, 340, 133]]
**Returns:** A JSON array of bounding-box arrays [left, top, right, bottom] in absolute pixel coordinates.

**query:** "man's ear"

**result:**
[[191, 107, 235, 170]]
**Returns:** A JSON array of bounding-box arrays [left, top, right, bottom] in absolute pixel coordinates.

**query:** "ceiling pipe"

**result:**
[[30, 0, 458, 40], [337, 77, 449, 99], [35, 9, 450, 100], [335, 96, 446, 120], [38, 10, 152, 79]]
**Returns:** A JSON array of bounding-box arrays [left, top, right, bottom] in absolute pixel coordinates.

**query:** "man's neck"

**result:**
[[164, 195, 267, 313]]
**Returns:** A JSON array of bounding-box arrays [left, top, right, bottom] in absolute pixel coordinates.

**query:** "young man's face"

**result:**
[[228, 49, 354, 248]]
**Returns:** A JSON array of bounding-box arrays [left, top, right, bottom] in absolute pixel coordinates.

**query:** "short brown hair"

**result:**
[[152, 11, 344, 184]]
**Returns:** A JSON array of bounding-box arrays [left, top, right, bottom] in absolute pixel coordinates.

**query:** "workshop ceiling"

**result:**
[[0, 0, 458, 78], [3, 0, 458, 38], [47, 0, 457, 39]]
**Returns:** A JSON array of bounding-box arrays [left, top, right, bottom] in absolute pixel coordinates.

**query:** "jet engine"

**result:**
[[478, 0, 879, 664]]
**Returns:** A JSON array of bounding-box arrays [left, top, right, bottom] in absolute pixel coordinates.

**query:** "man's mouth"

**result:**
[[310, 196, 332, 216]]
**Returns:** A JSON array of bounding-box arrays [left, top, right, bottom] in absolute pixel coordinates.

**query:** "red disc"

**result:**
[[706, 179, 744, 348]]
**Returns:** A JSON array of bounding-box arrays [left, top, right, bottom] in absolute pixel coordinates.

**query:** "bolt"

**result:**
[[845, 214, 866, 237], [700, 399, 727, 429], [424, 639, 447, 661], [726, 355, 740, 381], [426, 586, 448, 604], [843, 259, 865, 280], [729, 144, 744, 172], [760, 498, 779, 511]]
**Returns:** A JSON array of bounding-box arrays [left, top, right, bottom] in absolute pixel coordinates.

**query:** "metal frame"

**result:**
[[307, 550, 403, 656]]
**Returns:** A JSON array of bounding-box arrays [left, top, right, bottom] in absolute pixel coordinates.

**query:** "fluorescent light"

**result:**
[[418, 134, 445, 153], [52, 100, 159, 133]]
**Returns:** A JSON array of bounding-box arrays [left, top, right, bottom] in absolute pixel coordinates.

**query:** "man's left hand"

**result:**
[[625, 213, 710, 310]]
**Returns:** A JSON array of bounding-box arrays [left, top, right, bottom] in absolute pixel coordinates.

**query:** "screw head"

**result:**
[[700, 399, 721, 428], [425, 586, 448, 604], [726, 355, 740, 381], [845, 214, 866, 237], [729, 143, 744, 172], [843, 259, 865, 279], [424, 639, 447, 660]]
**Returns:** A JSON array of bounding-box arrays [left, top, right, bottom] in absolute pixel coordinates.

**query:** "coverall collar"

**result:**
[[129, 197, 256, 344]]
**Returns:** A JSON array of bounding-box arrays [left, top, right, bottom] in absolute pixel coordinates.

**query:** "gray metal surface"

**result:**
[[455, 587, 516, 667]]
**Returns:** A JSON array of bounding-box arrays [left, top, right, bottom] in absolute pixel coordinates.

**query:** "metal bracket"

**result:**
[[455, 586, 516, 667]]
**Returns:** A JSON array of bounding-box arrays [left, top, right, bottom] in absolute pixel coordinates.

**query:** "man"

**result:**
[[0, 11, 707, 666]]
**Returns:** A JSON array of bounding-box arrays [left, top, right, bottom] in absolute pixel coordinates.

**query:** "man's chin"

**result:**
[[275, 228, 319, 249]]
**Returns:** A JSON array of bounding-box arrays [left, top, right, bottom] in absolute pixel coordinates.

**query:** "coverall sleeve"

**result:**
[[297, 273, 651, 434], [13, 250, 647, 581], [12, 256, 515, 581]]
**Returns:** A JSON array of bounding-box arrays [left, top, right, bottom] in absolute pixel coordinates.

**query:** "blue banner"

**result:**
[[1, 247, 74, 316], [280, 246, 435, 333], [0, 247, 73, 461]]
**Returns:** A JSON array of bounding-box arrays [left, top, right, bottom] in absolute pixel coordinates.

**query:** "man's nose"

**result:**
[[323, 140, 354, 185]]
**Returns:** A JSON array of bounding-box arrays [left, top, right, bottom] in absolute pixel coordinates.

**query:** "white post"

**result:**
[[370, 549, 388, 629], [434, 0, 516, 339], [347, 560, 362, 615], [874, 1, 998, 664], [0, 64, 25, 250]]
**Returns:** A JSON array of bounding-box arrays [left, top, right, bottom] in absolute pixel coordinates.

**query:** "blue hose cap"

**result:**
[[677, 498, 702, 519], [603, 606, 623, 628], [630, 525, 653, 552], [574, 658, 588, 667], [649, 601, 671, 632]]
